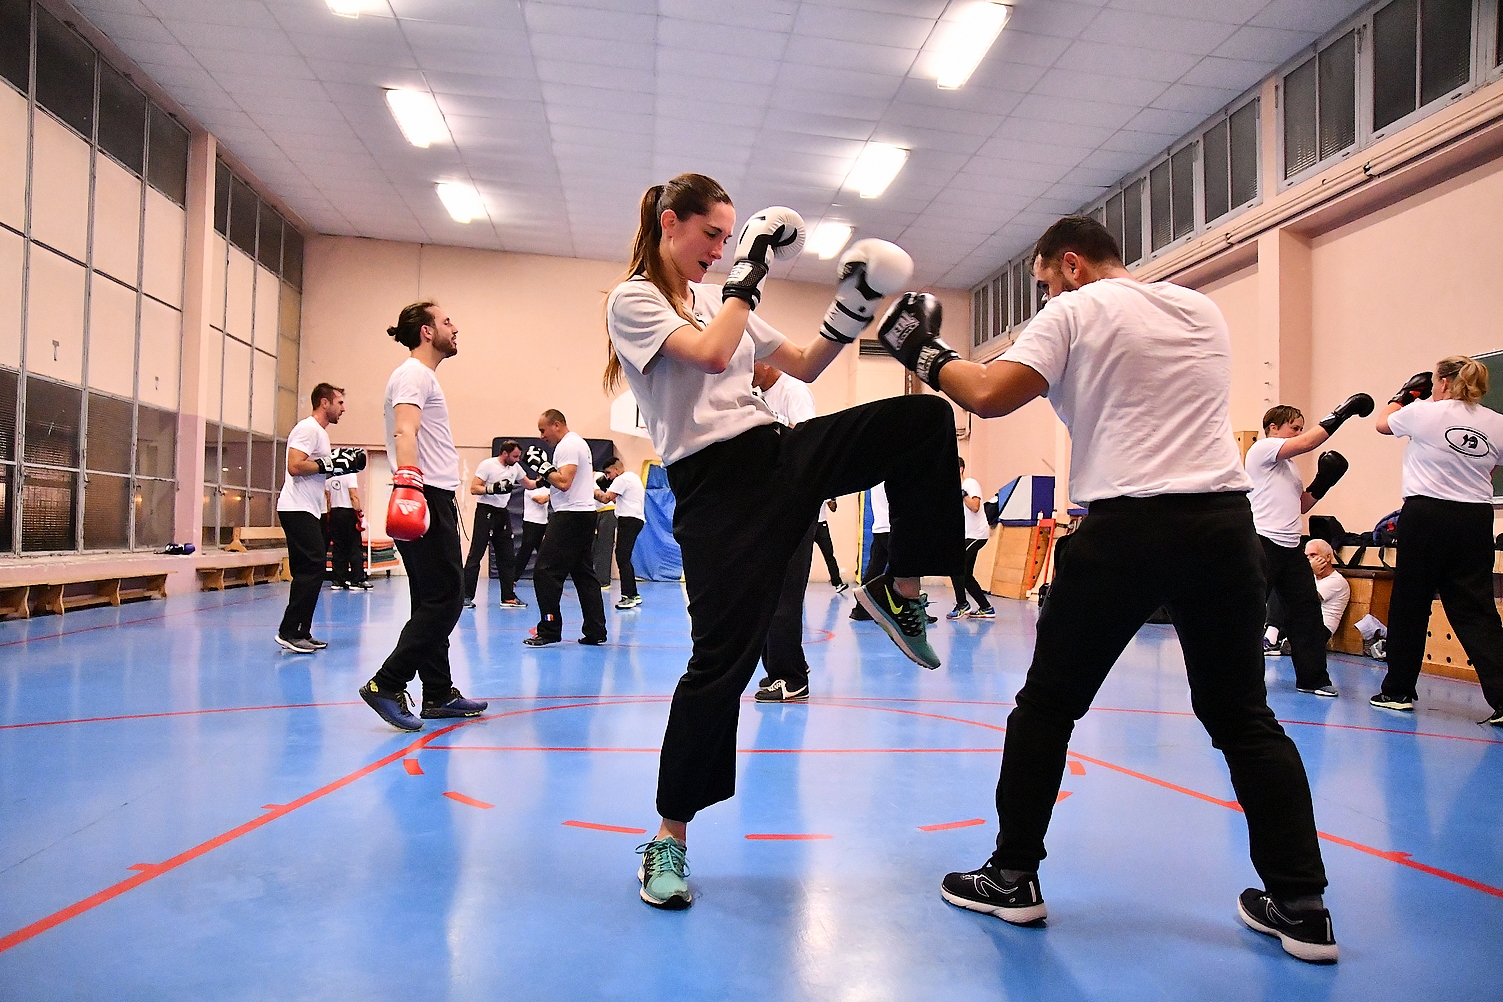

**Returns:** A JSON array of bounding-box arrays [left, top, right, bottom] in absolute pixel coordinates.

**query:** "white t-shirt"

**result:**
[[818, 500, 832, 524], [1004, 278, 1251, 503], [326, 473, 357, 510], [524, 489, 550, 525], [549, 432, 596, 513], [474, 457, 524, 509], [383, 357, 460, 491], [608, 471, 646, 521], [761, 374, 816, 427], [1315, 571, 1351, 635], [1245, 437, 1305, 547], [607, 277, 786, 465], [1388, 399, 1503, 503], [277, 416, 330, 515], [961, 477, 989, 541], [870, 482, 890, 534]]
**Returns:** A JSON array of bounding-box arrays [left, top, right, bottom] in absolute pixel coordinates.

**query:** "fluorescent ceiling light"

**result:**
[[934, 2, 1011, 90], [808, 222, 854, 260], [436, 182, 485, 223], [846, 143, 908, 199], [385, 88, 450, 148], [325, 0, 371, 16]]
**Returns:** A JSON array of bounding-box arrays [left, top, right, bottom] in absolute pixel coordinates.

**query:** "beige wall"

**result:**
[[1200, 263, 1264, 438], [300, 235, 971, 578]]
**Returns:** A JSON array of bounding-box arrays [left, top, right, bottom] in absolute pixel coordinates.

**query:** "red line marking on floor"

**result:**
[[1068, 761, 1087, 776], [745, 834, 833, 841], [0, 698, 666, 955], [562, 820, 648, 835], [443, 792, 493, 809], [918, 819, 986, 832], [426, 745, 1006, 754], [1057, 791, 1072, 803], [260, 804, 280, 810], [402, 759, 423, 775], [126, 864, 155, 872]]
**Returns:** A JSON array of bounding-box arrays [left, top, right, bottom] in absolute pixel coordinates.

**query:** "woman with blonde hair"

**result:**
[[605, 173, 963, 909], [1374, 356, 1503, 725]]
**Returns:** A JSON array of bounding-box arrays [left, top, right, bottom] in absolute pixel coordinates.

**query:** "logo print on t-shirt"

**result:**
[[1444, 426, 1491, 458]]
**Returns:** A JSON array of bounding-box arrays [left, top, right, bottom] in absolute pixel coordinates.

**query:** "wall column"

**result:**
[[1255, 227, 1313, 419], [173, 130, 215, 545]]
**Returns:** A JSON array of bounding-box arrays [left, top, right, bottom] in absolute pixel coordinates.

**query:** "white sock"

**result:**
[[1265, 626, 1279, 644]]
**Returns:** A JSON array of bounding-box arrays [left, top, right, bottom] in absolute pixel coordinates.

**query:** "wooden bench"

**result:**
[[0, 562, 170, 620], [199, 526, 290, 589]]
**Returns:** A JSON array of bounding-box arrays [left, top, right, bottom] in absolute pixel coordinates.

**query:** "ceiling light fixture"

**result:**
[[325, 0, 369, 17], [436, 182, 485, 223], [846, 143, 909, 199], [385, 88, 450, 148], [808, 222, 854, 260], [934, 2, 1011, 90]]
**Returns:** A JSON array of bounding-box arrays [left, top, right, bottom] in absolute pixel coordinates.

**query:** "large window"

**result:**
[[1284, 29, 1359, 181], [1373, 0, 1475, 134], [0, 2, 190, 552]]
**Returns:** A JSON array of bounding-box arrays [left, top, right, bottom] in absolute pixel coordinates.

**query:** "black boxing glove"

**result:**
[[875, 292, 959, 392], [487, 479, 512, 495], [1306, 451, 1349, 501], [1318, 393, 1374, 434], [1389, 372, 1433, 406]]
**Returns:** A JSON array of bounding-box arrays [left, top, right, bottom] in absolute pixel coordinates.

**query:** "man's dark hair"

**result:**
[[1033, 215, 1123, 267], [1262, 405, 1304, 433], [387, 301, 437, 349], [541, 408, 567, 426], [498, 439, 521, 455], [310, 382, 343, 410]]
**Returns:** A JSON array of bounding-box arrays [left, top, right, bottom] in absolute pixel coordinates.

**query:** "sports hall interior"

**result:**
[[1, 0, 1501, 998]]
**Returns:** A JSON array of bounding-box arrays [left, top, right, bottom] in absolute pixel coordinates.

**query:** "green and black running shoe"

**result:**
[[854, 573, 940, 670]]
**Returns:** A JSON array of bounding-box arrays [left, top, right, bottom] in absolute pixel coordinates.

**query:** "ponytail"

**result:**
[[603, 174, 731, 393], [389, 301, 436, 349], [1436, 355, 1488, 405]]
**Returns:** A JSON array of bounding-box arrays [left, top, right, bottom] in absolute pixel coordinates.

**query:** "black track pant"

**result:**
[[1259, 536, 1332, 690], [1381, 495, 1503, 710], [616, 516, 644, 598], [991, 492, 1328, 900], [533, 511, 608, 643], [463, 504, 516, 602], [951, 537, 992, 611], [514, 521, 546, 579], [761, 523, 817, 689], [277, 510, 325, 640], [658, 396, 962, 822], [813, 520, 843, 586], [594, 509, 617, 588], [328, 508, 366, 586], [374, 488, 462, 704]]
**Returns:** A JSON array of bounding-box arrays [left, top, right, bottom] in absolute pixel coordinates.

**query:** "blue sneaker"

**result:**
[[636, 837, 692, 909], [854, 574, 941, 669], [945, 605, 971, 620], [420, 688, 488, 719], [969, 607, 995, 620], [360, 680, 422, 731]]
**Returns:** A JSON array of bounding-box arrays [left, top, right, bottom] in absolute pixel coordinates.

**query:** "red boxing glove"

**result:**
[[387, 466, 429, 541], [356, 510, 367, 535]]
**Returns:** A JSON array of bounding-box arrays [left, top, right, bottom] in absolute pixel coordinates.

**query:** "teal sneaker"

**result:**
[[854, 573, 941, 669], [636, 837, 692, 909]]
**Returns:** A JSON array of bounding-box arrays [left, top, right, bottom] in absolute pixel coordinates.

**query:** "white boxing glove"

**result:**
[[819, 239, 915, 343], [722, 206, 807, 308]]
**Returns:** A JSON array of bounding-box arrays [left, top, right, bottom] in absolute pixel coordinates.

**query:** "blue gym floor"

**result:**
[[1, 577, 1500, 1001]]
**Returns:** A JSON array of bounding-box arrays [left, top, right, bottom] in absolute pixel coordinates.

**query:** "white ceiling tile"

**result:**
[[991, 116, 1115, 148], [772, 109, 879, 142], [1151, 82, 1243, 115], [657, 19, 792, 59], [1098, 129, 1178, 154], [1031, 68, 1168, 107], [426, 72, 547, 101], [773, 63, 906, 101], [397, 21, 533, 55], [1250, 0, 1368, 34], [771, 88, 891, 122], [890, 78, 1026, 116], [412, 47, 539, 78], [529, 33, 655, 70], [1212, 24, 1317, 64], [1122, 106, 1214, 136], [1104, 0, 1267, 22], [781, 34, 918, 75], [437, 94, 549, 122], [145, 0, 281, 29], [879, 102, 1001, 136], [539, 83, 654, 114], [658, 50, 782, 86], [792, 5, 937, 48], [867, 124, 987, 156], [198, 50, 316, 78], [1002, 2, 1105, 39], [93, 12, 178, 45], [391, 0, 530, 29], [535, 59, 654, 92], [656, 0, 799, 31], [1051, 40, 1201, 83], [1080, 9, 1239, 54]]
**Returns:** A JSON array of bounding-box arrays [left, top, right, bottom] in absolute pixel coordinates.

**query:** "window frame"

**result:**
[[1368, 0, 1488, 144]]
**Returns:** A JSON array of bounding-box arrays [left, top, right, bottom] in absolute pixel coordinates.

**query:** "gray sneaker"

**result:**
[[274, 634, 317, 654]]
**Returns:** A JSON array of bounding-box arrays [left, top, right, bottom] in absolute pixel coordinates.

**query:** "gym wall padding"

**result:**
[[635, 463, 682, 582]]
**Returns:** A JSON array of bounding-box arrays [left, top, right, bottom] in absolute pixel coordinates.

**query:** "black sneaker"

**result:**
[[360, 680, 422, 732], [463, 599, 477, 610], [1296, 685, 1338, 697], [940, 864, 1047, 924], [833, 582, 849, 594], [351, 580, 373, 591], [1481, 708, 1503, 726], [1236, 888, 1338, 963], [853, 574, 940, 670], [523, 635, 559, 647], [1370, 691, 1414, 712], [420, 687, 488, 719], [578, 637, 607, 646], [754, 679, 809, 703]]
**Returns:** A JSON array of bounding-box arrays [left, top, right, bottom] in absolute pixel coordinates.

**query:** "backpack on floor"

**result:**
[[1373, 508, 1401, 546]]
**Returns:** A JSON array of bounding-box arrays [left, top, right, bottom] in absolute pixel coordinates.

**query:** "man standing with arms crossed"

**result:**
[[360, 302, 488, 731], [276, 383, 363, 652], [874, 216, 1336, 963]]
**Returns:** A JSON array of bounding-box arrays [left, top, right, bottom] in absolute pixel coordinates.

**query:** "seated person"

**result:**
[[1266, 539, 1351, 655]]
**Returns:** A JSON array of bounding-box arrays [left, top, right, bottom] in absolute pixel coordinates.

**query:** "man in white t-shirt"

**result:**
[[949, 456, 995, 620], [1266, 539, 1352, 654], [750, 364, 820, 701], [359, 301, 487, 732], [849, 482, 890, 623], [276, 382, 364, 653], [523, 409, 607, 647], [514, 487, 550, 580], [878, 216, 1335, 960], [596, 457, 647, 610], [325, 470, 369, 591], [1245, 395, 1369, 695], [464, 439, 532, 611], [814, 499, 845, 592]]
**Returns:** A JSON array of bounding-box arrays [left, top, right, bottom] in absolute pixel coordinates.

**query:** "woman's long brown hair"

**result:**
[[603, 173, 731, 393]]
